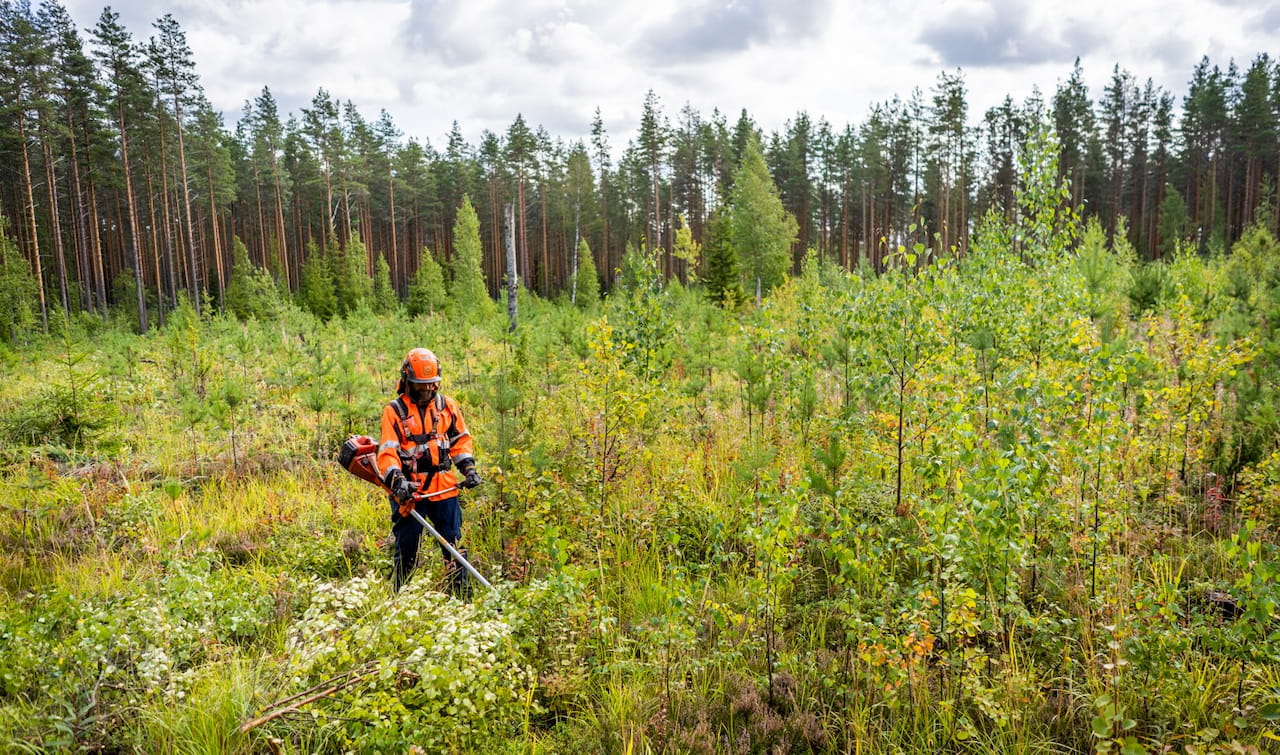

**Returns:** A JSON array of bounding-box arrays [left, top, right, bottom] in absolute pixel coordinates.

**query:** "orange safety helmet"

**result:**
[[400, 348, 442, 386]]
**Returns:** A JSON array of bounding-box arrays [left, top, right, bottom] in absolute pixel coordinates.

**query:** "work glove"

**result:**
[[386, 469, 416, 507], [458, 462, 483, 490]]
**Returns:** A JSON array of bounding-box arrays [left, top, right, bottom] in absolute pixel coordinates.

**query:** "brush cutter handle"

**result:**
[[411, 484, 458, 501]]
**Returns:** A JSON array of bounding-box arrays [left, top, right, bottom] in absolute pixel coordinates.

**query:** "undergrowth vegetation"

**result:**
[[3, 177, 1280, 752]]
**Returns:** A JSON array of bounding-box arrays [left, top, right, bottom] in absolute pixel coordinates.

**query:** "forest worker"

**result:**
[[378, 347, 483, 593]]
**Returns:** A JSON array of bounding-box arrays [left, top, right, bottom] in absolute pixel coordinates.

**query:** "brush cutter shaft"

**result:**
[[407, 507, 493, 591]]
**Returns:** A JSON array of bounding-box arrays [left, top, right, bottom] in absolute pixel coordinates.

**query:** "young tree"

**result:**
[[297, 239, 336, 320], [450, 194, 491, 319], [1158, 185, 1191, 256], [729, 134, 797, 304], [702, 208, 741, 304], [332, 233, 372, 315], [224, 236, 279, 320], [0, 214, 39, 343], [372, 252, 396, 310], [672, 212, 701, 277], [407, 247, 446, 317], [573, 237, 599, 308]]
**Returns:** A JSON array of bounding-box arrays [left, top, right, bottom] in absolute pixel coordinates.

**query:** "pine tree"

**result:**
[[331, 233, 373, 315], [1054, 59, 1096, 210], [573, 237, 599, 308], [298, 239, 336, 320], [449, 194, 491, 319], [407, 247, 446, 317], [372, 252, 396, 311], [91, 8, 149, 332], [0, 214, 39, 343], [701, 208, 741, 305], [729, 134, 797, 304], [1158, 186, 1190, 256], [224, 236, 279, 320], [189, 96, 236, 302], [150, 14, 202, 310]]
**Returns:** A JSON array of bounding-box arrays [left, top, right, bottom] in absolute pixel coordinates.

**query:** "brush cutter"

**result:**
[[338, 435, 494, 592]]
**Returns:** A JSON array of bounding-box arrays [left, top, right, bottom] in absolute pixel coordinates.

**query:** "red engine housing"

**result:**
[[338, 435, 390, 492]]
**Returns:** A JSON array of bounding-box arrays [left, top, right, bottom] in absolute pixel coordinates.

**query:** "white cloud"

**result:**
[[60, 0, 1276, 153]]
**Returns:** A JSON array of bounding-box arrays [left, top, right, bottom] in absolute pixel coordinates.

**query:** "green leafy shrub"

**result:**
[[0, 552, 279, 748], [277, 575, 535, 752]]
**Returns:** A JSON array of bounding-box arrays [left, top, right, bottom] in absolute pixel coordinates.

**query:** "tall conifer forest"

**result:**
[[2, 2, 1280, 753], [2, 3, 1280, 327]]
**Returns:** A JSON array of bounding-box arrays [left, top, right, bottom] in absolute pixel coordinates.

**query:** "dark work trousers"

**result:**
[[390, 495, 462, 592]]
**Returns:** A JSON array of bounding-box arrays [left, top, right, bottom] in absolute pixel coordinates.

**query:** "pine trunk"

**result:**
[[387, 166, 397, 293], [505, 202, 518, 333], [155, 116, 178, 311], [117, 100, 149, 333], [16, 108, 49, 331], [206, 161, 225, 302], [40, 129, 71, 313]]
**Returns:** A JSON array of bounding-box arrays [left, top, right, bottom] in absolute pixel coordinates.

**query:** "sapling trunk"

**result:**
[[895, 363, 906, 516]]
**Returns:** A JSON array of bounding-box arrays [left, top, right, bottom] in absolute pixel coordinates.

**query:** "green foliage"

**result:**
[[407, 247, 447, 317], [729, 134, 797, 303], [701, 208, 742, 305], [0, 550, 277, 749], [1128, 261, 1170, 315], [0, 316, 117, 451], [223, 236, 281, 321], [3, 205, 1280, 753], [1016, 122, 1079, 264], [331, 234, 374, 316], [450, 195, 493, 320], [1158, 185, 1191, 257], [609, 245, 674, 380], [109, 269, 155, 334], [298, 240, 337, 320], [278, 576, 533, 752], [371, 252, 396, 311], [1076, 216, 1132, 324], [672, 213, 701, 271], [572, 237, 599, 308], [0, 216, 39, 344]]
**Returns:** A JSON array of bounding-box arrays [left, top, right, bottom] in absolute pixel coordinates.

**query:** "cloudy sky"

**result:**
[[60, 0, 1278, 152]]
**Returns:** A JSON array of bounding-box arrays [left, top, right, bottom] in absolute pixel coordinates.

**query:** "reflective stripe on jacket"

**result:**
[[376, 392, 474, 501]]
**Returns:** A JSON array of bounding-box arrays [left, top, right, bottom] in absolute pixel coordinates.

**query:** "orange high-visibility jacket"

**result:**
[[376, 392, 474, 501]]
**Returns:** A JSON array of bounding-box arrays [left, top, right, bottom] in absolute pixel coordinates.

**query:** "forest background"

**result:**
[[2, 2, 1279, 331]]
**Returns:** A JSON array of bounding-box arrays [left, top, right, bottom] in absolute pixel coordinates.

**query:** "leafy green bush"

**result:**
[[0, 552, 279, 749], [277, 576, 534, 752], [0, 215, 39, 345]]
